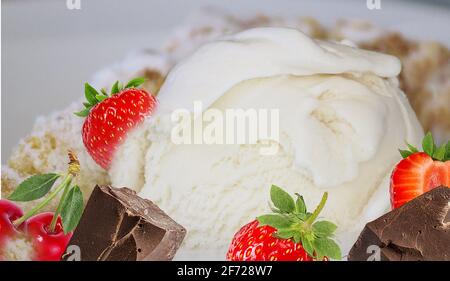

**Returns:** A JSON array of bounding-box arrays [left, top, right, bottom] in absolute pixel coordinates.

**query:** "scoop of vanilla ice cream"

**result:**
[[109, 28, 423, 260]]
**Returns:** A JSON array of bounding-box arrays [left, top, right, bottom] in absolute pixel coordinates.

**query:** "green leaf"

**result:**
[[312, 221, 337, 237], [257, 214, 292, 229], [406, 142, 418, 153], [125, 77, 146, 89], [304, 212, 313, 221], [312, 237, 342, 260], [95, 94, 107, 102], [269, 204, 283, 214], [83, 102, 91, 108], [111, 81, 120, 95], [293, 232, 301, 243], [274, 228, 296, 240], [270, 185, 295, 213], [445, 141, 450, 161], [433, 144, 446, 161], [74, 108, 91, 117], [84, 83, 99, 105], [399, 149, 413, 159], [100, 88, 108, 96], [422, 132, 434, 156], [301, 236, 314, 257], [60, 186, 84, 234], [294, 213, 308, 221], [294, 193, 306, 215], [8, 174, 60, 202]]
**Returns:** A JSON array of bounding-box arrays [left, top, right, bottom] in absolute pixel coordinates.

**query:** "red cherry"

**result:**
[[0, 200, 23, 246], [23, 212, 72, 261]]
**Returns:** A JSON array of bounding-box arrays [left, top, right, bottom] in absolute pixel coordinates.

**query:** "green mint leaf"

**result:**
[[257, 214, 292, 229], [312, 237, 342, 260], [95, 94, 107, 102], [111, 81, 120, 95], [399, 149, 413, 159], [270, 185, 295, 213], [8, 173, 60, 202], [274, 228, 296, 240], [294, 193, 306, 214], [74, 108, 91, 117], [301, 236, 314, 257], [312, 221, 337, 237], [60, 185, 84, 234], [433, 144, 446, 161], [125, 77, 146, 89], [406, 142, 418, 153], [84, 83, 99, 105], [422, 132, 434, 156]]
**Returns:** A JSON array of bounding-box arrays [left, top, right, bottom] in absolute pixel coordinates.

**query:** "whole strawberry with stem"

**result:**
[[75, 78, 157, 169], [390, 133, 450, 209], [227, 185, 341, 261]]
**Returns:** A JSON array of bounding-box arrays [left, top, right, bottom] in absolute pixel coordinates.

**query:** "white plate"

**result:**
[[2, 0, 450, 159]]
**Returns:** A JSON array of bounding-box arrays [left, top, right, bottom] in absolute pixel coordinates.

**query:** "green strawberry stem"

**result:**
[[287, 192, 327, 238], [258, 186, 341, 260], [75, 77, 146, 117], [305, 192, 327, 225], [13, 174, 72, 228], [399, 132, 450, 161]]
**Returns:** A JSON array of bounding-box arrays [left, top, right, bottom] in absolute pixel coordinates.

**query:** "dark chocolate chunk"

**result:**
[[348, 186, 450, 261], [62, 185, 186, 261]]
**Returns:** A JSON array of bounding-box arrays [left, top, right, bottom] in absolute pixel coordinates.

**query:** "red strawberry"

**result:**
[[226, 220, 313, 261], [390, 133, 450, 209], [75, 78, 157, 169], [227, 185, 341, 261]]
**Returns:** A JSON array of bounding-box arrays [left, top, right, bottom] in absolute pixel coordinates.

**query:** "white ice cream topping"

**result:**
[[109, 27, 423, 260]]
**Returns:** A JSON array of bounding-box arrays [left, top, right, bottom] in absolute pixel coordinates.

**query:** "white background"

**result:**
[[2, 0, 450, 161]]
